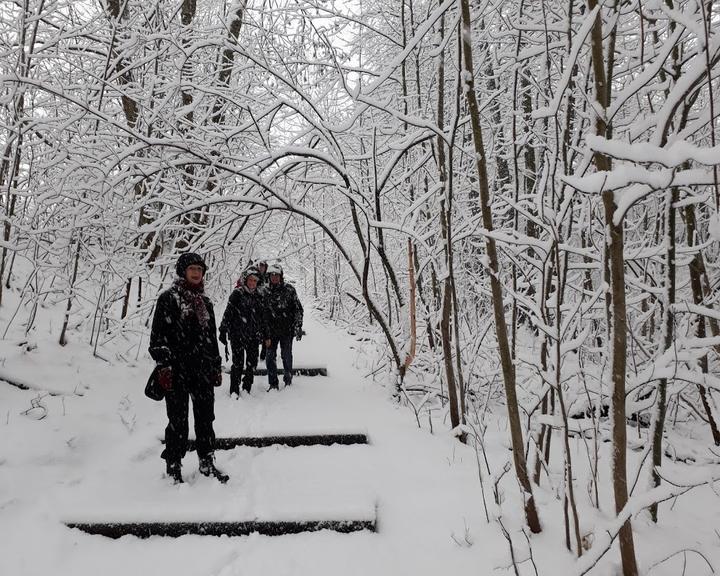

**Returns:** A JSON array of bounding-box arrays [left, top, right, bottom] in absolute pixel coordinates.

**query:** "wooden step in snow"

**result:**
[[183, 433, 368, 451], [222, 366, 327, 376], [65, 518, 376, 538], [253, 366, 327, 376]]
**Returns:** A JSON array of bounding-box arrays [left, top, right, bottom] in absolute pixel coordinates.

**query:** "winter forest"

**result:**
[[1, 0, 720, 575]]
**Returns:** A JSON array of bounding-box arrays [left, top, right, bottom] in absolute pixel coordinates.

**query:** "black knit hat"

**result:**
[[176, 252, 207, 277]]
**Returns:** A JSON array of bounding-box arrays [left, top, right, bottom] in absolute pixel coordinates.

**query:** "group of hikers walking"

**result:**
[[218, 259, 304, 395], [148, 253, 304, 484]]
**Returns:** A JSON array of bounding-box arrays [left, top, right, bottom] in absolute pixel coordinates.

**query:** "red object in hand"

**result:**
[[215, 371, 223, 387], [158, 367, 173, 391]]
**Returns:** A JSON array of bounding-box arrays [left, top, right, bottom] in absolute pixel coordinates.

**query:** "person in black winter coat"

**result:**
[[254, 260, 270, 360], [219, 266, 265, 395], [263, 264, 303, 389], [149, 253, 229, 484]]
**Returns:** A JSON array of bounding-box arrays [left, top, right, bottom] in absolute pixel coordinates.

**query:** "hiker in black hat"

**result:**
[[148, 253, 229, 484]]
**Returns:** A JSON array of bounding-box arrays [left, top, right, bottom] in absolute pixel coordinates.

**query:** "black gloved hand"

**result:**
[[295, 326, 303, 341]]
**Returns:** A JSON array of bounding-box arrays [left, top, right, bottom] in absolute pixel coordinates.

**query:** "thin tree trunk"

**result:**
[[686, 204, 720, 445], [436, 3, 462, 435], [650, 187, 676, 521], [400, 238, 417, 381], [587, 1, 638, 573], [59, 233, 82, 346], [553, 245, 582, 556], [459, 0, 540, 533]]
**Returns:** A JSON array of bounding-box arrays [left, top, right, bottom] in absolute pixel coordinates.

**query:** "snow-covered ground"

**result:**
[[1, 290, 719, 575], [0, 307, 505, 576]]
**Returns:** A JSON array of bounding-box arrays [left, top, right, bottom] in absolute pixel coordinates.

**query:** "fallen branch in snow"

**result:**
[[0, 372, 30, 391], [645, 547, 715, 575], [0, 369, 65, 396], [21, 394, 48, 421], [498, 517, 521, 576]]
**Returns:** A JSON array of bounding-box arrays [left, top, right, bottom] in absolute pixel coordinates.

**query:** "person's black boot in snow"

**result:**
[[166, 461, 183, 484], [199, 456, 229, 484]]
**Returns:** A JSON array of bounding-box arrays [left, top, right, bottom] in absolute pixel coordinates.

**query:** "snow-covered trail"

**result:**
[[0, 312, 507, 576]]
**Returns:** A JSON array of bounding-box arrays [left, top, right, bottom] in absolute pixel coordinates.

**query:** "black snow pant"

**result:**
[[161, 369, 215, 466], [266, 335, 294, 388], [230, 339, 260, 394]]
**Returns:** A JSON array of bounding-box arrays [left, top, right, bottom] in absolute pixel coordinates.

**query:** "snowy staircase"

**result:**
[[65, 369, 377, 539], [64, 429, 376, 538]]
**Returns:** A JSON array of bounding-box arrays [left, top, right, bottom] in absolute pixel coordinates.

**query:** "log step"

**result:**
[[65, 519, 375, 538], [253, 367, 327, 376], [184, 433, 369, 451]]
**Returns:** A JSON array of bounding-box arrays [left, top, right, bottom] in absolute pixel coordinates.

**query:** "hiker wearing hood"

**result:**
[[263, 263, 303, 389], [220, 266, 266, 395], [148, 252, 228, 484]]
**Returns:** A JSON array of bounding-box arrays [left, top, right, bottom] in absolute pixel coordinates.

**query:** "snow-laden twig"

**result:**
[[573, 473, 720, 576]]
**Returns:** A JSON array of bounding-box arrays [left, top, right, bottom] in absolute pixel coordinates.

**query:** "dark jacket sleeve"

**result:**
[[259, 295, 269, 340], [149, 291, 177, 366], [292, 286, 304, 330], [262, 292, 275, 340], [221, 290, 242, 341], [205, 297, 222, 371], [219, 292, 236, 341]]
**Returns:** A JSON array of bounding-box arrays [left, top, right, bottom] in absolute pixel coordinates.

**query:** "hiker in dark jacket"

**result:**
[[149, 253, 229, 484], [263, 263, 303, 389], [219, 266, 265, 396], [255, 260, 269, 361]]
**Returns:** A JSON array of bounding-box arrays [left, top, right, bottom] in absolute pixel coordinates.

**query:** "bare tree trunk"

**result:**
[[553, 247, 582, 556], [400, 238, 417, 380], [435, 3, 463, 435], [533, 390, 549, 485], [59, 233, 82, 346], [459, 0, 540, 533], [587, 1, 638, 573], [650, 187, 676, 521], [686, 204, 720, 445]]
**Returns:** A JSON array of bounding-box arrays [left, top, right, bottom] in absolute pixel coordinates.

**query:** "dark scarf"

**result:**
[[173, 278, 210, 329]]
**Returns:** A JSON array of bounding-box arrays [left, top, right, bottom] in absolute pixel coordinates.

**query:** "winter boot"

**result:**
[[230, 364, 241, 397], [199, 456, 229, 484], [166, 461, 183, 484], [242, 374, 253, 394]]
